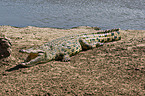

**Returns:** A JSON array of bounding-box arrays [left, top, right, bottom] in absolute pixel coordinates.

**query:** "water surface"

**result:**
[[0, 0, 144, 30]]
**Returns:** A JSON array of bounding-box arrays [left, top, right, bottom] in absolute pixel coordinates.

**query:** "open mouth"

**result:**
[[25, 53, 39, 62]]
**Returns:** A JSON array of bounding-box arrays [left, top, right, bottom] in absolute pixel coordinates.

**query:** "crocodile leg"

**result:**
[[55, 52, 71, 62], [62, 54, 71, 62], [79, 38, 104, 50]]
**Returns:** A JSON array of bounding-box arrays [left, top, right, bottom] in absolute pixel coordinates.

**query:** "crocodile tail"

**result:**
[[81, 30, 120, 39], [96, 28, 120, 34], [95, 35, 121, 43]]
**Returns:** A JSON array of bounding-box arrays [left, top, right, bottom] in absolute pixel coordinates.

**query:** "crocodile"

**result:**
[[19, 28, 121, 67]]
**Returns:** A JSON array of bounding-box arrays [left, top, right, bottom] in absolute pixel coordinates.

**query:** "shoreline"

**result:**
[[1, 25, 144, 30]]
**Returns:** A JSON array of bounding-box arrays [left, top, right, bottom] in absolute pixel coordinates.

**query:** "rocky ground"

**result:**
[[0, 26, 145, 95]]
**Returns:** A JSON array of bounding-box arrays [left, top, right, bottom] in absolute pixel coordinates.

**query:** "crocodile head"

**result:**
[[19, 49, 46, 67]]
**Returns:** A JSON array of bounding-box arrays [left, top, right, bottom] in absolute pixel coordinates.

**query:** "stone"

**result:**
[[0, 34, 12, 59]]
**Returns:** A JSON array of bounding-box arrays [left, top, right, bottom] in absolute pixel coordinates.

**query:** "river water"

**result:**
[[0, 0, 144, 30]]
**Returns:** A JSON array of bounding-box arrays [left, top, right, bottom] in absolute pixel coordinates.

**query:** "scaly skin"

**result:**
[[19, 28, 121, 67]]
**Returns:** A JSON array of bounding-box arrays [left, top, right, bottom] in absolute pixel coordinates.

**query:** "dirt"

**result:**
[[0, 26, 145, 96]]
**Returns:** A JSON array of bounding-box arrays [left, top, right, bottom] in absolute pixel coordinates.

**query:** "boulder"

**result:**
[[0, 34, 12, 59]]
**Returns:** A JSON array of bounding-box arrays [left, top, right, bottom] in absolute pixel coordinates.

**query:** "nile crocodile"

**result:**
[[19, 28, 121, 67]]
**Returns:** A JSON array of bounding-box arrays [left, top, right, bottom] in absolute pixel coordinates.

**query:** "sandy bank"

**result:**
[[0, 26, 145, 95]]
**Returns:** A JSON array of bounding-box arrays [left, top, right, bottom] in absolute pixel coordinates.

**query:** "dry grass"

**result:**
[[0, 26, 145, 95]]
